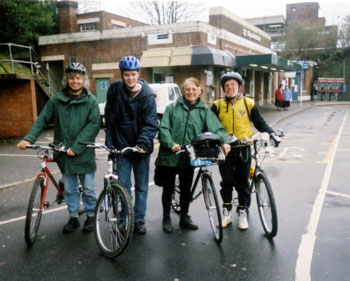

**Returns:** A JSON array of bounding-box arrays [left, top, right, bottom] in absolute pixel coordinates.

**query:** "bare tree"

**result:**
[[339, 14, 350, 47], [283, 20, 338, 61], [129, 0, 207, 24]]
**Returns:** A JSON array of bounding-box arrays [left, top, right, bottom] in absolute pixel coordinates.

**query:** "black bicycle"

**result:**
[[172, 133, 226, 243], [80, 142, 139, 258], [229, 131, 283, 238]]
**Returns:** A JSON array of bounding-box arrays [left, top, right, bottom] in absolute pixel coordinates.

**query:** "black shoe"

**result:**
[[180, 215, 198, 230], [63, 217, 80, 233], [134, 221, 146, 234], [82, 216, 95, 233], [162, 216, 173, 233]]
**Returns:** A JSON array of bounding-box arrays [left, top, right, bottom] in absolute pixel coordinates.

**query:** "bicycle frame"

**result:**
[[36, 152, 63, 211], [189, 167, 207, 202]]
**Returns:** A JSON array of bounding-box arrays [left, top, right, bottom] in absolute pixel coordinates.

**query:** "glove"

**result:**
[[270, 133, 281, 147]]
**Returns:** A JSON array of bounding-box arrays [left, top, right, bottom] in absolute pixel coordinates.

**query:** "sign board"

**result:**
[[101, 81, 107, 90], [207, 33, 217, 45], [148, 33, 173, 45]]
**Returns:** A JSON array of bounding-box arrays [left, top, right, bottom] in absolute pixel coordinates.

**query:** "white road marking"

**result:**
[[295, 111, 348, 281], [0, 206, 67, 226], [0, 181, 156, 225], [326, 190, 350, 199]]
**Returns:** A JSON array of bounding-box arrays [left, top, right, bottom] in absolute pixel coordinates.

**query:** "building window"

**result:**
[[80, 22, 97, 32], [69, 56, 77, 63]]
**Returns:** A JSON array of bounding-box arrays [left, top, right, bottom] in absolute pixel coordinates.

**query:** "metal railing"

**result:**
[[0, 43, 58, 96]]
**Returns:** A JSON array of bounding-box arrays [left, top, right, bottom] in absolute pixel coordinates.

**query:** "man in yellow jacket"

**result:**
[[211, 71, 280, 230]]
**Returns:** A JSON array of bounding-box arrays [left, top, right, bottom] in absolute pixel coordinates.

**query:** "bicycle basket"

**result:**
[[191, 132, 221, 159]]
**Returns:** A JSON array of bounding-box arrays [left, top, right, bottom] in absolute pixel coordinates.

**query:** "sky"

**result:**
[[78, 0, 350, 26]]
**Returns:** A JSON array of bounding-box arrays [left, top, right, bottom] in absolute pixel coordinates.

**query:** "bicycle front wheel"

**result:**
[[202, 175, 223, 243], [95, 183, 134, 258], [254, 172, 278, 238], [25, 177, 44, 246]]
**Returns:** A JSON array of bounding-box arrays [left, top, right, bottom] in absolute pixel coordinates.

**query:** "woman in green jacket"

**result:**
[[17, 63, 100, 233], [155, 77, 230, 233]]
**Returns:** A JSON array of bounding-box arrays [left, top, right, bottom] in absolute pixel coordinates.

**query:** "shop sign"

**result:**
[[242, 28, 261, 42], [148, 33, 173, 45], [207, 33, 217, 45]]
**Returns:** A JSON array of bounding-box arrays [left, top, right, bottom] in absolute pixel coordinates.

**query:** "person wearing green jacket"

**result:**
[[17, 63, 100, 233], [155, 77, 231, 233]]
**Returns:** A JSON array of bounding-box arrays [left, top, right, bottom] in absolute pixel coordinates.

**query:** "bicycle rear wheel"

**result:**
[[25, 177, 44, 246], [202, 175, 223, 243], [254, 172, 278, 238], [95, 182, 134, 258]]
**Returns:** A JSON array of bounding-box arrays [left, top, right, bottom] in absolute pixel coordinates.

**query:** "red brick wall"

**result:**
[[57, 2, 78, 34], [77, 11, 145, 31], [0, 78, 37, 137]]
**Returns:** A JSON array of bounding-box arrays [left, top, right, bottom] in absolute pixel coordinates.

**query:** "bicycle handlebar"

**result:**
[[78, 142, 140, 156], [229, 129, 284, 148], [26, 143, 67, 153]]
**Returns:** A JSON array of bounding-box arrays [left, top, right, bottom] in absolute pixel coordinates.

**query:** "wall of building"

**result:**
[[0, 76, 37, 137], [286, 3, 320, 26]]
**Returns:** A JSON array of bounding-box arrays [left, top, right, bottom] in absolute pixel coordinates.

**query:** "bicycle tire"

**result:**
[[171, 175, 181, 214], [24, 177, 44, 246], [94, 182, 134, 258], [202, 175, 223, 243], [254, 171, 278, 238]]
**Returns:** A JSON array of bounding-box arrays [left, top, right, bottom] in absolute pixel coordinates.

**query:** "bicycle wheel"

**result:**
[[25, 177, 44, 246], [254, 171, 278, 238], [202, 175, 223, 243], [95, 182, 134, 258], [171, 175, 181, 214]]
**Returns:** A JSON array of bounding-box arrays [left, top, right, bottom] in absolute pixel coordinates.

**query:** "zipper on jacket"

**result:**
[[182, 110, 191, 145]]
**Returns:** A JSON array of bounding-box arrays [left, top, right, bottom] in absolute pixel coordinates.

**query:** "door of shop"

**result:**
[[292, 73, 300, 101], [95, 78, 110, 104]]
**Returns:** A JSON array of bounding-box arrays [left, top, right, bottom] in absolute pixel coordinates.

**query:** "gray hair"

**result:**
[[61, 73, 90, 90]]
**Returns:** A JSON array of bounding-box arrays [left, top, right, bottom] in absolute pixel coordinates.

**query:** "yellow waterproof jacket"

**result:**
[[212, 97, 254, 139]]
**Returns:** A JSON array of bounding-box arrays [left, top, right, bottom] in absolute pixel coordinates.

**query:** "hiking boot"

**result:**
[[238, 209, 249, 230], [63, 217, 80, 233], [134, 221, 146, 234], [82, 216, 95, 233], [162, 216, 173, 233], [179, 215, 198, 230], [221, 208, 233, 228]]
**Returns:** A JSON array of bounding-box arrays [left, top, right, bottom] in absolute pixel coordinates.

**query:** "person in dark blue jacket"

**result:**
[[105, 56, 158, 234]]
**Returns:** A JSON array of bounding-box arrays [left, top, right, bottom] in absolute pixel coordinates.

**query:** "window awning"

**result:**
[[236, 54, 302, 71], [141, 46, 236, 68]]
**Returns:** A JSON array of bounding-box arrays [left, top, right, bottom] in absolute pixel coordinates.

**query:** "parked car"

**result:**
[[98, 83, 181, 127], [149, 83, 181, 120], [99, 102, 106, 127]]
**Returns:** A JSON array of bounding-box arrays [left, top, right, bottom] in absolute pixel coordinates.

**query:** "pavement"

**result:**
[[257, 100, 350, 126]]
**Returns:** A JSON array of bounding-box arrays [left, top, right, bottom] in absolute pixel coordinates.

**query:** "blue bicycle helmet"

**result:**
[[65, 62, 86, 74], [220, 71, 243, 88], [119, 56, 141, 71]]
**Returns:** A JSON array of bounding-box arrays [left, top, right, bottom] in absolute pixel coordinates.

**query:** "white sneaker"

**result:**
[[221, 208, 233, 228], [238, 209, 249, 230]]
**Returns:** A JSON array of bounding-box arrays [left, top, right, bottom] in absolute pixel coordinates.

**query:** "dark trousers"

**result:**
[[161, 166, 194, 218], [219, 146, 251, 210]]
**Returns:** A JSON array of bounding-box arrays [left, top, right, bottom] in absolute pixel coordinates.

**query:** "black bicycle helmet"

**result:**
[[119, 56, 141, 71], [65, 62, 86, 74], [220, 71, 243, 88], [191, 132, 221, 158]]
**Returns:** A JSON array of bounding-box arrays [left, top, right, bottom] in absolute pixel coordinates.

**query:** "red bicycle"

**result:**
[[24, 143, 66, 245]]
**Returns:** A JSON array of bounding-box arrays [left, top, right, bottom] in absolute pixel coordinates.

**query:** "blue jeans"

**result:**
[[63, 173, 97, 217], [116, 155, 150, 223]]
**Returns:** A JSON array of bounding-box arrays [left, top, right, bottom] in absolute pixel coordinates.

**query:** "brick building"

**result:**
[[38, 1, 300, 108]]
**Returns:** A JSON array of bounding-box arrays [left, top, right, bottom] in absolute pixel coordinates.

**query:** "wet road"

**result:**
[[0, 104, 349, 281]]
